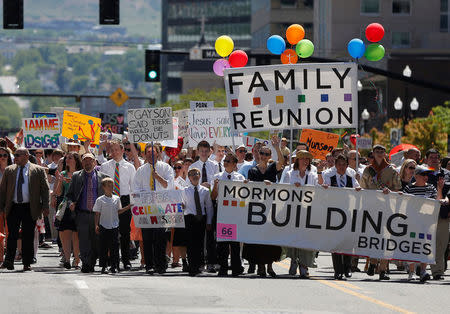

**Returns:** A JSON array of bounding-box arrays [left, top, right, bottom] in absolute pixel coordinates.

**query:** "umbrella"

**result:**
[[389, 144, 419, 159]]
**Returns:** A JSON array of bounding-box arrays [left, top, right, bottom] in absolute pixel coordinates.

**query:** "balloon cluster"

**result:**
[[347, 23, 385, 61], [213, 35, 249, 76], [267, 24, 314, 64]]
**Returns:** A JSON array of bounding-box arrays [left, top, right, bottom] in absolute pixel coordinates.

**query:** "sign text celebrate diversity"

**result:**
[[224, 63, 357, 132]]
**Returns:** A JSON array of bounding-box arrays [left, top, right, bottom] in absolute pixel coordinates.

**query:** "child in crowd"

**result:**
[[94, 178, 131, 274]]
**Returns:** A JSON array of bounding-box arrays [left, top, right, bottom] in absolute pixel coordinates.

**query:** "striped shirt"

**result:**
[[403, 183, 437, 199]]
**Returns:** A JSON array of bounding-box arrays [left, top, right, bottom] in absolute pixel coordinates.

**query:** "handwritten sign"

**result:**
[[127, 107, 174, 143], [299, 129, 339, 160], [99, 113, 125, 134], [131, 190, 184, 228], [22, 118, 60, 149], [356, 137, 373, 150], [61, 111, 102, 145], [190, 100, 214, 110], [188, 109, 242, 147], [174, 109, 189, 148], [224, 63, 358, 132], [160, 117, 179, 148]]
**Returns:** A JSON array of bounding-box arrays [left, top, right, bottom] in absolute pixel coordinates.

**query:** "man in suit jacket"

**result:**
[[0, 148, 49, 271], [66, 153, 108, 273]]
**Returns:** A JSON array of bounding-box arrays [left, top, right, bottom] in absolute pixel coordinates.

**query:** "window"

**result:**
[[441, 0, 449, 32], [392, 0, 411, 14], [280, 0, 297, 8], [392, 32, 411, 47], [361, 0, 379, 14]]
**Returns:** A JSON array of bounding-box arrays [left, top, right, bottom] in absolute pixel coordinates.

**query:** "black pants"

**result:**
[[185, 214, 206, 273], [119, 195, 131, 266], [99, 226, 119, 268], [206, 203, 217, 265], [332, 253, 352, 275], [5, 203, 35, 266], [141, 228, 167, 271], [217, 241, 241, 273]]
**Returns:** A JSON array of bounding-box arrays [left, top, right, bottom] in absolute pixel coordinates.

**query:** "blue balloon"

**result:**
[[347, 38, 366, 59], [267, 35, 286, 55]]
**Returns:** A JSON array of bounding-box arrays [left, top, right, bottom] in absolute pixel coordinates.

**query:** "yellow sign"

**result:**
[[110, 87, 128, 107], [61, 111, 102, 145]]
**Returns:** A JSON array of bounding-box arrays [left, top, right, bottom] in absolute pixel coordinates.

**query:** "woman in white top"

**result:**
[[286, 150, 318, 279]]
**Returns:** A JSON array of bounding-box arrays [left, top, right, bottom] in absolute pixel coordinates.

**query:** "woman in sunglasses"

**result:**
[[399, 159, 417, 190], [0, 147, 13, 265], [243, 136, 284, 278]]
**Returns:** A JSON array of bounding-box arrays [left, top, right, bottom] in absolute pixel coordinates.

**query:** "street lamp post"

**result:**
[[361, 108, 370, 135], [395, 65, 412, 134]]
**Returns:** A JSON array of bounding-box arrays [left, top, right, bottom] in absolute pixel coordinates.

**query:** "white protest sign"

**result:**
[[356, 137, 373, 150], [131, 190, 184, 228], [22, 118, 61, 149], [217, 181, 440, 264], [174, 109, 189, 148], [242, 135, 277, 161], [160, 117, 179, 148], [390, 150, 404, 167], [224, 63, 357, 132], [188, 109, 242, 147], [190, 100, 214, 110], [127, 107, 173, 143]]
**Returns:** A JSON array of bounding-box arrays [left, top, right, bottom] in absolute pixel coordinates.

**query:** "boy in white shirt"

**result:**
[[94, 178, 131, 274]]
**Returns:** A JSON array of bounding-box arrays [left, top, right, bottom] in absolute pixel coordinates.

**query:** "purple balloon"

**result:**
[[213, 58, 230, 76]]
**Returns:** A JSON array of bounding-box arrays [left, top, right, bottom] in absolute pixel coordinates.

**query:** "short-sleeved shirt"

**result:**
[[93, 194, 122, 229], [248, 162, 279, 183]]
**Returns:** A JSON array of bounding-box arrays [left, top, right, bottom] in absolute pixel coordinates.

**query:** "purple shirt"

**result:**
[[79, 171, 98, 211]]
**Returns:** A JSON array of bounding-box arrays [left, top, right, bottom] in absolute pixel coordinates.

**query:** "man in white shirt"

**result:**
[[211, 144, 225, 172], [183, 168, 214, 276], [188, 140, 219, 273], [211, 153, 245, 277], [100, 139, 136, 270], [347, 150, 365, 182], [133, 143, 174, 274]]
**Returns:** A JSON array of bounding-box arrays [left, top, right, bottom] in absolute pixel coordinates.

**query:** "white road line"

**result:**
[[74, 280, 89, 290]]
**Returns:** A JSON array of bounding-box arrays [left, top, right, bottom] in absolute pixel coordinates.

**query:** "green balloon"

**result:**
[[295, 39, 314, 58], [365, 43, 385, 61]]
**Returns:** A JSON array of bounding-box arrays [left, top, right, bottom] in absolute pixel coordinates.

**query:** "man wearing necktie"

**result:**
[[0, 148, 49, 271], [132, 143, 174, 274], [189, 140, 219, 273], [322, 154, 360, 280], [99, 139, 136, 271], [182, 168, 213, 276], [66, 153, 109, 273]]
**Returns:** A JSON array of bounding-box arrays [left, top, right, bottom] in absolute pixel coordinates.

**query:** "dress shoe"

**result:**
[[1, 261, 14, 270], [145, 268, 154, 275], [31, 257, 37, 264], [81, 266, 91, 273], [189, 270, 201, 277], [232, 267, 244, 277], [267, 269, 277, 278], [289, 260, 298, 275], [101, 267, 109, 274], [433, 274, 444, 280], [110, 268, 117, 274], [217, 270, 228, 277], [182, 264, 189, 272], [247, 263, 256, 274], [379, 271, 390, 280], [156, 268, 166, 275], [123, 264, 132, 271], [206, 264, 216, 273], [23, 265, 32, 272], [345, 271, 352, 278], [257, 269, 267, 278], [63, 262, 71, 270], [367, 264, 376, 276]]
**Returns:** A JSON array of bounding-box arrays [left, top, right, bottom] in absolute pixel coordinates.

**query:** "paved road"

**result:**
[[1, 243, 448, 313]]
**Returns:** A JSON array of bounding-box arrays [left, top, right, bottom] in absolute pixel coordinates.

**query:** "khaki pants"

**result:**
[[431, 218, 449, 276]]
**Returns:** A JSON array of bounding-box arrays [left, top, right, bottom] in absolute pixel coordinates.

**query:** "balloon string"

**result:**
[[357, 62, 383, 114]]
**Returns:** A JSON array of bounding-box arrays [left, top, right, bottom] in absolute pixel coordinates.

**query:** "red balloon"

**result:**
[[350, 134, 360, 146], [228, 50, 248, 68], [164, 136, 184, 161], [365, 23, 385, 42]]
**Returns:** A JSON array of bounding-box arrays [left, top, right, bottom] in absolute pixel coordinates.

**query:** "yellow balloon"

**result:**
[[215, 35, 234, 57]]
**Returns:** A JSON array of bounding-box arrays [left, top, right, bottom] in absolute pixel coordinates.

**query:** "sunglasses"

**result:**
[[223, 159, 233, 163], [174, 166, 182, 170], [260, 152, 271, 156], [408, 166, 416, 170], [237, 149, 246, 153]]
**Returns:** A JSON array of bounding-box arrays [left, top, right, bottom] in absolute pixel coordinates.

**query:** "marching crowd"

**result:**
[[0, 135, 448, 283]]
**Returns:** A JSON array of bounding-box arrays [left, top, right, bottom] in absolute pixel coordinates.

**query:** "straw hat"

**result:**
[[61, 139, 86, 155]]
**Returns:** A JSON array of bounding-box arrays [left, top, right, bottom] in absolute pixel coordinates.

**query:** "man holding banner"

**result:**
[[132, 143, 174, 274]]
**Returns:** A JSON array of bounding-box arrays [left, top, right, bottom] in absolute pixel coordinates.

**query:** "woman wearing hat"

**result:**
[[285, 150, 319, 279]]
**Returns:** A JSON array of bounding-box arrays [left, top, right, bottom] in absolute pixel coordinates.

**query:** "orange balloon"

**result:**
[[286, 24, 305, 45], [280, 49, 298, 64]]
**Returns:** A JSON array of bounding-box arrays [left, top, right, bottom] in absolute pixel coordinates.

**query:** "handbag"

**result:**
[[55, 198, 68, 221]]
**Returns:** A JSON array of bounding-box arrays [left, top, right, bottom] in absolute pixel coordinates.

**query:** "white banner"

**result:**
[[131, 190, 184, 228], [217, 181, 440, 263], [188, 109, 242, 147], [190, 100, 214, 110], [22, 118, 60, 149], [224, 63, 358, 132], [160, 117, 178, 148], [174, 109, 189, 148], [127, 108, 173, 143], [356, 137, 373, 150]]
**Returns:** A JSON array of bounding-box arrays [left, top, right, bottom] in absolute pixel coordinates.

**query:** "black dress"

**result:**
[[242, 162, 282, 264]]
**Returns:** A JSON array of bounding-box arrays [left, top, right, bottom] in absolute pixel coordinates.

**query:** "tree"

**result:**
[[0, 98, 22, 128]]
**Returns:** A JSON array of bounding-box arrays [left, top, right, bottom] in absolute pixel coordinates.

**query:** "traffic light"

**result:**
[[145, 50, 160, 82], [99, 0, 120, 25], [3, 0, 23, 29]]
